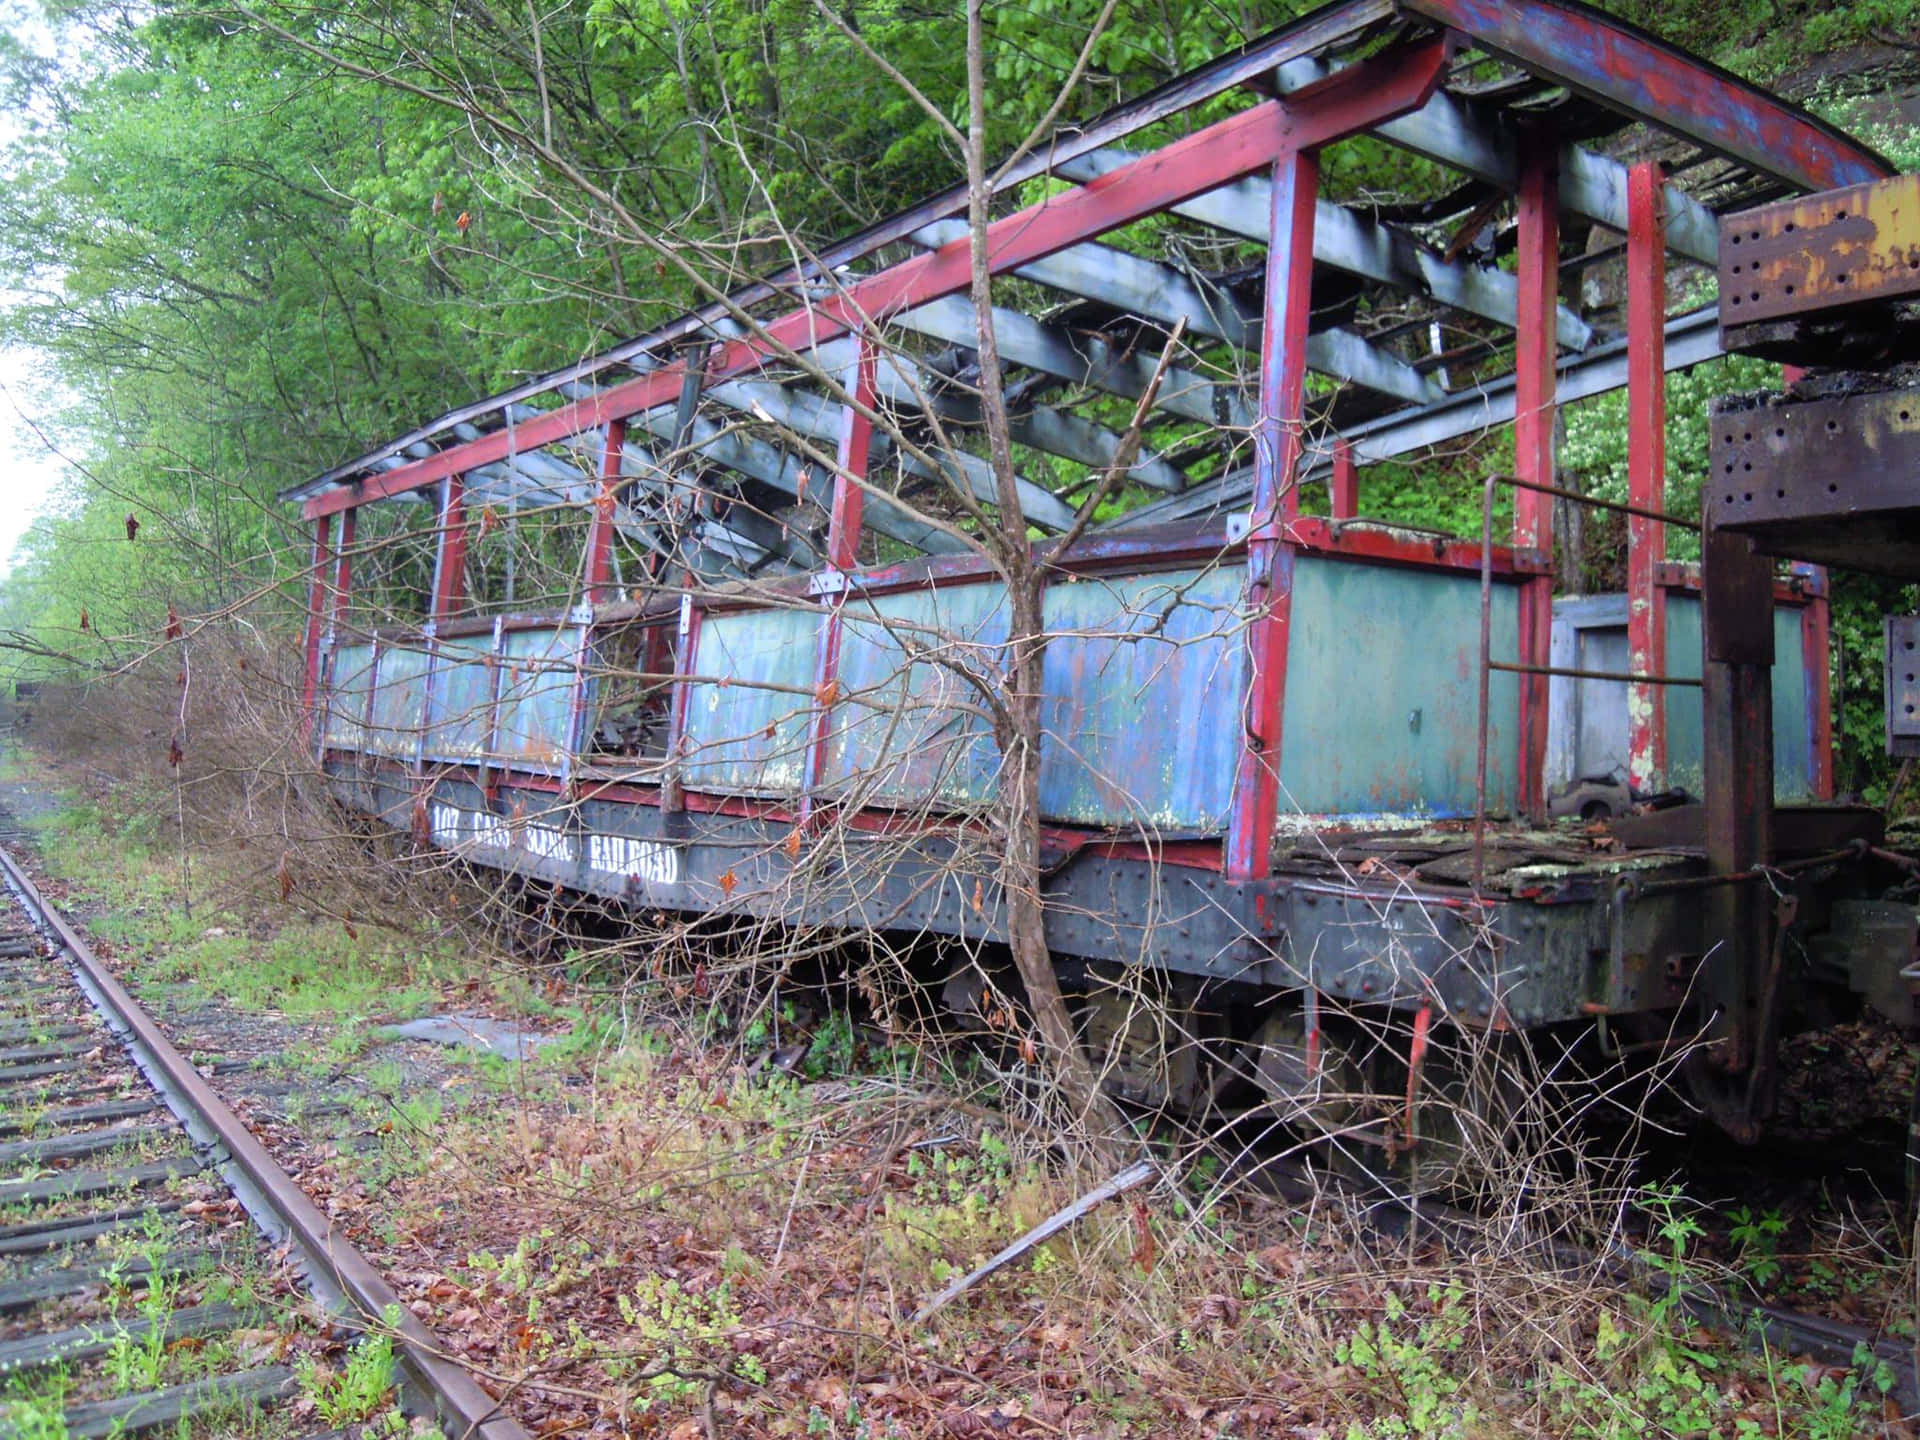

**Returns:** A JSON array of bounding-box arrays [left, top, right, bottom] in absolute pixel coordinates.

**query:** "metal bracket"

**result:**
[[809, 569, 851, 597], [1225, 512, 1252, 545]]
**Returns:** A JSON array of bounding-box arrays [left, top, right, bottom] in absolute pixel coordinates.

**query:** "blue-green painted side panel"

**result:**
[[683, 607, 821, 796], [826, 583, 1009, 808], [366, 646, 429, 758], [494, 627, 581, 770], [426, 637, 496, 761], [1277, 559, 1521, 819], [1037, 565, 1246, 830], [1662, 598, 1811, 801], [324, 643, 376, 750]]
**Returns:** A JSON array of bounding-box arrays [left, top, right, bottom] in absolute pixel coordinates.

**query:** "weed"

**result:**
[[296, 1325, 399, 1427], [1, 1369, 71, 1440], [1335, 1287, 1477, 1437], [804, 1010, 857, 1079], [1727, 1204, 1788, 1290], [103, 1271, 174, 1394]]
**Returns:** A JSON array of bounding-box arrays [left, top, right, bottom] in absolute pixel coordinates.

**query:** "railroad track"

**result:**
[[0, 840, 530, 1440]]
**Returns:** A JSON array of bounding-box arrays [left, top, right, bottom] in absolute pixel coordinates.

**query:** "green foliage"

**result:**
[[1, 1369, 71, 1440], [1561, 355, 1783, 565], [1335, 1286, 1479, 1437], [296, 1326, 400, 1428], [1727, 1204, 1788, 1290]]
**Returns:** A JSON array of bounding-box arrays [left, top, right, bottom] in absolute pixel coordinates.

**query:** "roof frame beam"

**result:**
[[300, 38, 1452, 521], [281, 0, 1398, 502], [1116, 304, 1724, 527], [1401, 0, 1890, 194], [604, 399, 969, 556], [705, 373, 1078, 531], [1053, 147, 1592, 351], [910, 219, 1444, 406], [889, 294, 1252, 431], [1273, 54, 1726, 266], [530, 394, 963, 557], [811, 336, 1189, 492]]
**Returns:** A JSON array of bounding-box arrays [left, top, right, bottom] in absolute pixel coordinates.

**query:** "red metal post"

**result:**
[[1796, 566, 1835, 798], [803, 337, 878, 820], [1627, 161, 1668, 796], [827, 345, 875, 574], [1330, 439, 1359, 520], [1513, 135, 1559, 822], [663, 597, 701, 813], [430, 474, 469, 622], [332, 509, 356, 626], [1226, 147, 1317, 880], [312, 507, 359, 754], [585, 419, 627, 606], [300, 514, 335, 742]]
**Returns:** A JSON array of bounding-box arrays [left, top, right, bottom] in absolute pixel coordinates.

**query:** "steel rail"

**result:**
[[0, 845, 531, 1440]]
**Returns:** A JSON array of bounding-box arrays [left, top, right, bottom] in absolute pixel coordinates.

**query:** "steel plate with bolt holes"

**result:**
[[1719, 172, 1920, 327], [1885, 615, 1920, 757], [1708, 389, 1920, 578]]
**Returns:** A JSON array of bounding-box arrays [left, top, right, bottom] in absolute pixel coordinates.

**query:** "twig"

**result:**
[[770, 1140, 813, 1272], [1051, 317, 1186, 563], [910, 1158, 1156, 1324]]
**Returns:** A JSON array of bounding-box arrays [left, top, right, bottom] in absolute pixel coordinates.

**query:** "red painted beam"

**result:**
[[584, 419, 626, 605], [1226, 147, 1317, 881], [1513, 134, 1558, 822], [332, 508, 357, 626], [303, 39, 1448, 523], [1289, 517, 1541, 575], [1330, 439, 1359, 520], [1400, 0, 1890, 193], [429, 474, 469, 622], [300, 514, 334, 742], [1626, 161, 1668, 795], [804, 337, 878, 816], [827, 341, 876, 574]]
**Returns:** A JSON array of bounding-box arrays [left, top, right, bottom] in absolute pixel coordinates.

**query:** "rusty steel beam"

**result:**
[[1700, 520, 1775, 1088], [583, 420, 625, 604], [300, 515, 334, 743], [1401, 0, 1890, 194], [1719, 171, 1920, 363], [428, 474, 468, 622], [1512, 133, 1557, 822], [803, 337, 877, 820], [1721, 169, 1920, 324], [1627, 162, 1669, 794], [1225, 146, 1315, 881], [1709, 388, 1920, 579]]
